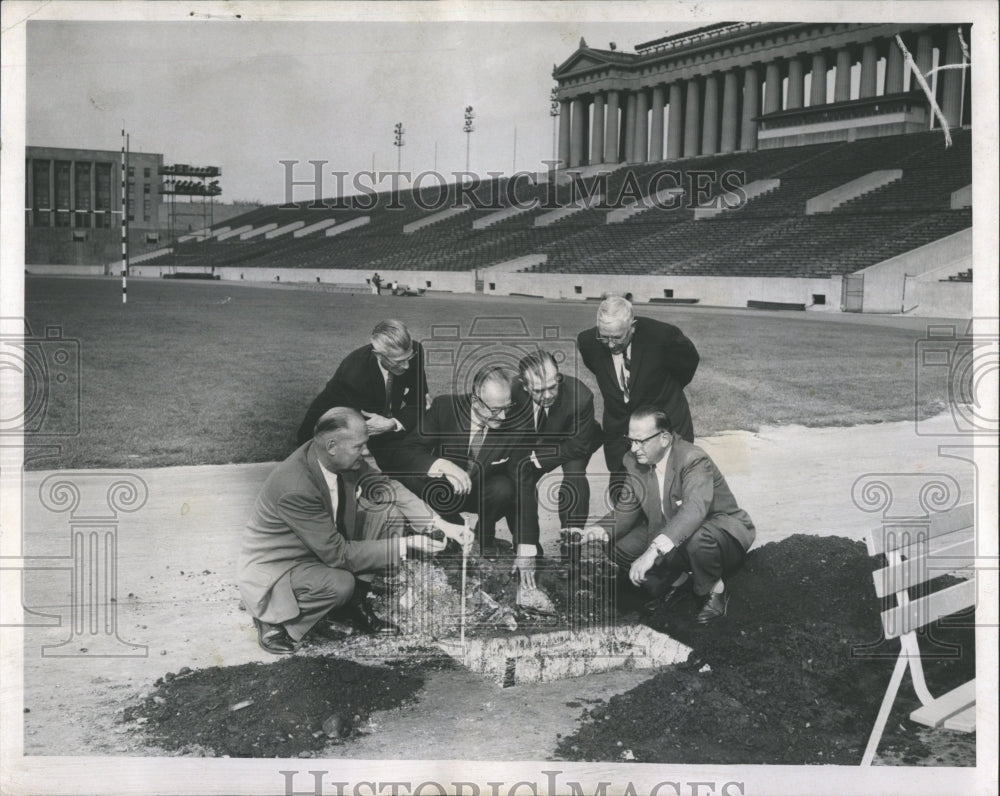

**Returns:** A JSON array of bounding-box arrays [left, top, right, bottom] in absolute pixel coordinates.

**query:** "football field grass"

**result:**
[[22, 275, 950, 469]]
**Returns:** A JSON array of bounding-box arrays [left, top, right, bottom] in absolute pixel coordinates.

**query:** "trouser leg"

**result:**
[[670, 525, 746, 596], [602, 435, 629, 508], [470, 471, 516, 547], [558, 456, 592, 528], [282, 562, 356, 641]]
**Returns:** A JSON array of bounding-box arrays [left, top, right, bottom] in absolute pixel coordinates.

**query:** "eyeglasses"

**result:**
[[376, 349, 417, 366], [624, 431, 663, 447], [522, 374, 563, 394], [596, 326, 633, 344], [474, 395, 515, 418]]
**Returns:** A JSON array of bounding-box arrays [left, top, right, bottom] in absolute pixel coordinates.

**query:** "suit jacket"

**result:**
[[577, 316, 699, 442], [388, 393, 520, 480], [238, 441, 427, 624], [296, 342, 427, 447], [613, 434, 754, 552], [509, 375, 602, 470]]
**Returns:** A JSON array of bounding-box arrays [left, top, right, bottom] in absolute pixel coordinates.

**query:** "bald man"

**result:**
[[577, 296, 699, 499], [239, 407, 471, 654]]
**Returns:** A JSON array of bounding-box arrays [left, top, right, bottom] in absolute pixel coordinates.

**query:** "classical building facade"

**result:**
[[552, 22, 971, 167]]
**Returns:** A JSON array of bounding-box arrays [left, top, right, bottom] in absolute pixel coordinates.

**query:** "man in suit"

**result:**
[[240, 407, 472, 654], [296, 319, 427, 469], [508, 350, 602, 586], [597, 405, 754, 624], [388, 365, 520, 558], [577, 296, 699, 500]]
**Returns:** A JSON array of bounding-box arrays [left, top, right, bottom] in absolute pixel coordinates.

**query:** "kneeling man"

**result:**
[[609, 406, 755, 624], [239, 407, 470, 653]]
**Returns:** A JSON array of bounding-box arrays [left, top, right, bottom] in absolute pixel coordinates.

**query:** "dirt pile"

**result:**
[[121, 656, 444, 757], [555, 534, 976, 765]]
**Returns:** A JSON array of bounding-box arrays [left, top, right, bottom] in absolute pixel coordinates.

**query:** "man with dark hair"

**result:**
[[388, 365, 520, 557], [594, 405, 754, 624], [240, 407, 471, 654], [577, 296, 699, 500], [508, 350, 602, 587], [296, 319, 427, 469]]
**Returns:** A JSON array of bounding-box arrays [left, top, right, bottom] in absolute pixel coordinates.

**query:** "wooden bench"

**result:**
[[861, 501, 976, 765]]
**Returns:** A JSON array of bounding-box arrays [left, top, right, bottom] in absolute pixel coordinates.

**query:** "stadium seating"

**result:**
[[149, 129, 971, 280]]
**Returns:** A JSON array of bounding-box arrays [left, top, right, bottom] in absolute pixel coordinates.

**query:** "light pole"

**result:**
[[393, 122, 405, 174], [463, 106, 475, 173], [550, 87, 560, 167]]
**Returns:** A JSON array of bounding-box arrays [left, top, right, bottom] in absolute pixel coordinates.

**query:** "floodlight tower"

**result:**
[[463, 106, 475, 173], [393, 122, 405, 174], [550, 87, 560, 165]]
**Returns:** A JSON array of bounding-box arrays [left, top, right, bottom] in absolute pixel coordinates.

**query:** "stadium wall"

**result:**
[[858, 228, 972, 314]]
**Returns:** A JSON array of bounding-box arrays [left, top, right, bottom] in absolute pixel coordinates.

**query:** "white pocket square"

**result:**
[[490, 457, 510, 465]]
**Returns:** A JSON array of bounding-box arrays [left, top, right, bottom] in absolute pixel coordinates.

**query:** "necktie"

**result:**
[[620, 354, 631, 402], [536, 406, 548, 433], [468, 425, 487, 470], [328, 473, 340, 529], [383, 371, 394, 417]]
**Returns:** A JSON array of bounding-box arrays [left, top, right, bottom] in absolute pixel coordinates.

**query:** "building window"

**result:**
[[145, 232, 159, 244], [54, 161, 71, 211], [128, 166, 135, 177], [663, 288, 674, 298], [95, 163, 112, 211], [574, 286, 582, 294], [72, 230, 87, 242], [812, 293, 826, 305], [143, 183, 151, 194], [425, 280, 432, 288], [74, 212, 91, 228], [75, 162, 92, 210], [488, 282, 496, 291], [33, 209, 51, 226], [143, 167, 151, 178], [55, 211, 71, 227]]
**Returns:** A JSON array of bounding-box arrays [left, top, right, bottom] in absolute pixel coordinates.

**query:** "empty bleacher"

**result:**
[[145, 129, 971, 282]]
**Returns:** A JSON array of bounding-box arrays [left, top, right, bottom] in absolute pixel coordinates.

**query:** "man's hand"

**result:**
[[433, 517, 474, 551], [629, 546, 660, 586], [512, 555, 537, 590], [404, 534, 447, 556], [428, 458, 472, 495], [361, 410, 398, 435]]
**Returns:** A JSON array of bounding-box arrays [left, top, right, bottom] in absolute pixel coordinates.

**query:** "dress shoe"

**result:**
[[695, 590, 729, 624], [481, 537, 512, 561], [642, 575, 693, 615], [339, 599, 400, 635], [253, 617, 298, 654]]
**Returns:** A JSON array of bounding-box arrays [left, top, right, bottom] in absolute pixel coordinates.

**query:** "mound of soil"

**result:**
[[555, 534, 976, 765], [121, 655, 448, 757]]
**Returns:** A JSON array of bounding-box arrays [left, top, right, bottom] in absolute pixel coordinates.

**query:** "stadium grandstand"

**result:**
[[31, 22, 973, 316]]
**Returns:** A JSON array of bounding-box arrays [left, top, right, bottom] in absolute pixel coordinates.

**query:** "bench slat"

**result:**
[[910, 679, 976, 728], [867, 502, 975, 556], [943, 704, 976, 732], [880, 578, 976, 639], [872, 536, 976, 597]]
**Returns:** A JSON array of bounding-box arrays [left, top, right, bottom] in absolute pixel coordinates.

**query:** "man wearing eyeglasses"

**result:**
[[509, 351, 602, 587], [297, 319, 427, 469], [595, 406, 754, 624], [388, 365, 520, 557], [577, 296, 699, 500]]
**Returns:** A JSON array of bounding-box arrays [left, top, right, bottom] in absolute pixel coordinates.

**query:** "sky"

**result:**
[[24, 15, 696, 205]]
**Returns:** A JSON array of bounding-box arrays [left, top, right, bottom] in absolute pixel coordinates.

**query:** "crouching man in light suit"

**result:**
[[591, 405, 754, 624], [239, 407, 472, 654]]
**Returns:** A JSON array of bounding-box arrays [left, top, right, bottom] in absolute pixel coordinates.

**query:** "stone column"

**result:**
[[649, 85, 666, 162], [940, 26, 965, 128], [624, 92, 636, 163], [740, 66, 759, 151], [834, 48, 852, 102], [558, 99, 572, 168], [667, 82, 684, 159], [701, 73, 720, 155], [634, 90, 649, 163], [885, 38, 905, 94], [786, 57, 805, 109], [570, 96, 587, 167], [720, 70, 739, 153], [860, 42, 878, 98], [604, 90, 620, 164], [683, 76, 701, 157], [810, 52, 828, 105], [764, 61, 782, 114], [591, 93, 606, 165]]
